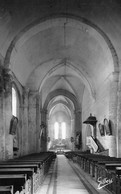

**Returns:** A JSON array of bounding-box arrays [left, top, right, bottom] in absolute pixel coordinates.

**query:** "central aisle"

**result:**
[[56, 155, 89, 194], [38, 155, 90, 194]]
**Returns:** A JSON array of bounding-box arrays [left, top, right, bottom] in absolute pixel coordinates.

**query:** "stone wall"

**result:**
[[82, 73, 118, 157]]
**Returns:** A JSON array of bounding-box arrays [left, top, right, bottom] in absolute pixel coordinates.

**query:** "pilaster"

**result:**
[[28, 91, 38, 154], [110, 71, 119, 157], [40, 109, 47, 151], [116, 89, 121, 157], [4, 81, 13, 160], [36, 93, 40, 152], [0, 92, 5, 160], [109, 72, 119, 136], [0, 66, 13, 160], [22, 88, 29, 155], [74, 109, 82, 133], [74, 109, 82, 150]]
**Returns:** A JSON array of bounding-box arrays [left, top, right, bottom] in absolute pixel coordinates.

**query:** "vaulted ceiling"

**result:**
[[0, 0, 119, 116], [9, 18, 114, 99]]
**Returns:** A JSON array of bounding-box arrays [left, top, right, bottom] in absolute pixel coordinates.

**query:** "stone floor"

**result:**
[[36, 155, 111, 194]]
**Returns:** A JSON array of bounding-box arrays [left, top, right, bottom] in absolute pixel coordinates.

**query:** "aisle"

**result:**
[[37, 155, 90, 194], [56, 155, 89, 194]]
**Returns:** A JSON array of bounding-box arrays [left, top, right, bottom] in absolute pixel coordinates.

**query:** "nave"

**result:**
[[0, 151, 118, 194], [37, 155, 109, 194]]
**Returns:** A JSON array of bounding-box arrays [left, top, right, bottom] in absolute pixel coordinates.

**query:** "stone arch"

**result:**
[[48, 100, 74, 119], [41, 89, 82, 151], [39, 59, 96, 99], [43, 89, 80, 112], [12, 81, 22, 107], [4, 13, 119, 73]]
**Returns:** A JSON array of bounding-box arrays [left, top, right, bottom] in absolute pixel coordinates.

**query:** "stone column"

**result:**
[[71, 118, 74, 151], [41, 109, 47, 123], [36, 93, 40, 153], [109, 72, 119, 136], [40, 109, 47, 151], [47, 114, 52, 150], [28, 91, 38, 154], [74, 109, 82, 150], [116, 69, 121, 157], [4, 82, 13, 160], [74, 109, 82, 133], [0, 92, 5, 160], [117, 89, 121, 157], [109, 72, 119, 157], [22, 88, 29, 155], [0, 67, 14, 160], [47, 116, 51, 137], [19, 104, 23, 156]]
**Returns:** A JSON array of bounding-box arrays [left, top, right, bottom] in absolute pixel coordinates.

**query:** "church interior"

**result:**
[[0, 0, 121, 193]]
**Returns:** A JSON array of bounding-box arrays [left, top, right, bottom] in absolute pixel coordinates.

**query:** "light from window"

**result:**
[[12, 87, 17, 117], [61, 122, 66, 139], [54, 122, 59, 139]]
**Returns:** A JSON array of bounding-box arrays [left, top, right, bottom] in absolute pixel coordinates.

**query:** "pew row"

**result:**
[[0, 152, 56, 194], [65, 151, 121, 194], [0, 185, 14, 194], [0, 174, 27, 194]]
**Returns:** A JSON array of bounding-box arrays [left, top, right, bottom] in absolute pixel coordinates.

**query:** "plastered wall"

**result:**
[[82, 74, 117, 156]]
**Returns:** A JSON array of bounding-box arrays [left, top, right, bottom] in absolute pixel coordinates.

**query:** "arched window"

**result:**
[[54, 122, 59, 139], [12, 87, 17, 117], [61, 122, 66, 139]]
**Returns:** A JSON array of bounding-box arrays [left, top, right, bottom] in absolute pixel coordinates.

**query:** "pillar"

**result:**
[[28, 91, 39, 154], [109, 72, 118, 157], [74, 109, 82, 150], [109, 72, 119, 136], [0, 92, 5, 160], [4, 79, 13, 160], [36, 93, 41, 152], [40, 109, 47, 151], [22, 88, 29, 155], [74, 109, 82, 133], [116, 70, 121, 157], [19, 104, 23, 156], [71, 118, 74, 150], [47, 114, 52, 150]]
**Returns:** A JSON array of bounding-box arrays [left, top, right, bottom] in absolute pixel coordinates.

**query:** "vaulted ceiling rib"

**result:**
[[6, 17, 114, 107]]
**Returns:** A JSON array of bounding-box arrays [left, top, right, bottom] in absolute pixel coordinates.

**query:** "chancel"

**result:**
[[0, 0, 121, 194]]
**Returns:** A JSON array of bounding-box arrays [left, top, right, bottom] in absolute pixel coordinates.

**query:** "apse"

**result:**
[[47, 103, 73, 151]]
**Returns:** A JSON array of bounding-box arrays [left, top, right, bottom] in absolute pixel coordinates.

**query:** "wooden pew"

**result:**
[[94, 163, 121, 194], [0, 168, 35, 194], [96, 161, 121, 178], [0, 185, 14, 194], [76, 153, 121, 177], [84, 155, 121, 194], [0, 163, 41, 193], [0, 152, 56, 194], [11, 153, 55, 175], [74, 152, 121, 194], [0, 174, 27, 194]]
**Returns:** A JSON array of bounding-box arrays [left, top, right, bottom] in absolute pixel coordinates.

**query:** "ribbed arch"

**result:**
[[39, 59, 95, 99], [4, 14, 118, 73], [43, 89, 81, 112], [48, 99, 74, 117]]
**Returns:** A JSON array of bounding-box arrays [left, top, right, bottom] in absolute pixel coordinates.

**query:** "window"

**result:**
[[12, 87, 17, 117], [54, 122, 59, 139], [61, 122, 66, 139]]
